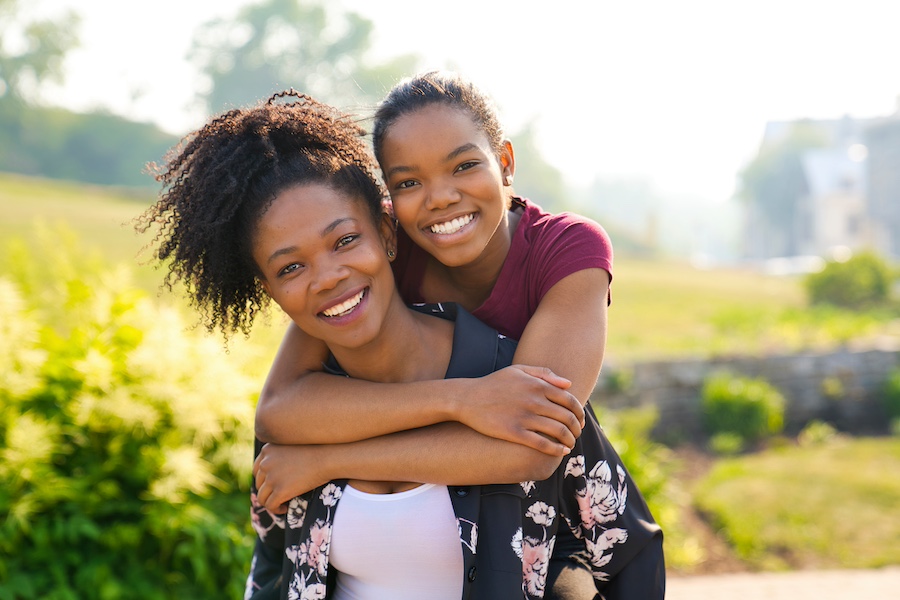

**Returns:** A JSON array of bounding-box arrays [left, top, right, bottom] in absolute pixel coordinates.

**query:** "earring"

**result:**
[[387, 249, 395, 259], [504, 175, 514, 186]]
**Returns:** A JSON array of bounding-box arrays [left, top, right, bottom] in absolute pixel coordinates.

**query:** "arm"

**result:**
[[253, 422, 563, 513], [513, 268, 610, 406], [256, 322, 583, 454]]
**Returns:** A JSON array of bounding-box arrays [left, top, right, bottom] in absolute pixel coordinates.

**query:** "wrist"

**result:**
[[443, 378, 473, 425]]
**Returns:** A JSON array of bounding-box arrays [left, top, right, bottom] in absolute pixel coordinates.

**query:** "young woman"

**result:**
[[139, 91, 662, 600], [254, 72, 665, 598]]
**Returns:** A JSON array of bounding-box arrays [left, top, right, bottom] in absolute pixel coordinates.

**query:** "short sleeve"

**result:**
[[529, 212, 614, 303]]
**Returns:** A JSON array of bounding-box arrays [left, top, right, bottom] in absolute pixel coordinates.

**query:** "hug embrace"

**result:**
[[140, 71, 665, 599]]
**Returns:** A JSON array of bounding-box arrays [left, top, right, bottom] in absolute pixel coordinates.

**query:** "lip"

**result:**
[[316, 286, 368, 322]]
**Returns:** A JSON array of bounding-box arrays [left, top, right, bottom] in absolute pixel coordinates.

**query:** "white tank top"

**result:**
[[330, 483, 464, 600]]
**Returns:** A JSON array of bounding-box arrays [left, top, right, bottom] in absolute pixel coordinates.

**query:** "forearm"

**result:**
[[514, 269, 610, 406], [257, 372, 469, 445], [316, 422, 562, 485]]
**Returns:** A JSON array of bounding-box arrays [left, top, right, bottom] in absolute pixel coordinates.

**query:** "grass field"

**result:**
[[7, 171, 883, 366], [694, 436, 900, 570], [3, 172, 899, 574]]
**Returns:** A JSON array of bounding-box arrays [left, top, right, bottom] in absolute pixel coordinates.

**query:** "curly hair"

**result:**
[[372, 71, 505, 165], [137, 90, 385, 337]]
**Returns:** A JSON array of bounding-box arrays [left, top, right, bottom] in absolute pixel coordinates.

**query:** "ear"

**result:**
[[379, 211, 398, 260], [499, 139, 516, 186]]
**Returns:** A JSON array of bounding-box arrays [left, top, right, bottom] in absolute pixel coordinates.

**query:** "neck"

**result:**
[[327, 296, 452, 383], [428, 206, 522, 310]]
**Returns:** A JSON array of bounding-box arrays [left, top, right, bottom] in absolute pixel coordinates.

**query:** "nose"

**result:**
[[310, 256, 350, 294], [424, 178, 462, 211]]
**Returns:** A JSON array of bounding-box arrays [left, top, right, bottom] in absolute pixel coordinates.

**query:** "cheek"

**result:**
[[391, 198, 419, 231]]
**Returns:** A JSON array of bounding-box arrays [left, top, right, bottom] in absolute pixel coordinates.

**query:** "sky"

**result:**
[[27, 0, 900, 208]]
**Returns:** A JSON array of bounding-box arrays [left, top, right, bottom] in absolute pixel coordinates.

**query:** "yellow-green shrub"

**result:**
[[0, 229, 258, 599]]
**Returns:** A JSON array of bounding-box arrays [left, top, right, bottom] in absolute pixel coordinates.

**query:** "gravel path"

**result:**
[[666, 567, 900, 599]]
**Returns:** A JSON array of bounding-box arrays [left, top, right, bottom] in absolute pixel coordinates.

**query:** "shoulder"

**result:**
[[517, 197, 612, 252]]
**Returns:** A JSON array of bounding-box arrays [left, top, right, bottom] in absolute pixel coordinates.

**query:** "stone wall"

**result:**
[[590, 348, 900, 441]]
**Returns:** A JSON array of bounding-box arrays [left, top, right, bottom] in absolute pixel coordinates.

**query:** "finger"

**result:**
[[536, 401, 584, 440], [531, 416, 578, 450], [543, 387, 586, 426], [256, 480, 271, 509], [511, 428, 570, 456], [267, 490, 289, 515], [513, 364, 572, 389]]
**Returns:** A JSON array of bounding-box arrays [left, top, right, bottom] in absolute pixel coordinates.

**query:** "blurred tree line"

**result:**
[[0, 0, 572, 208]]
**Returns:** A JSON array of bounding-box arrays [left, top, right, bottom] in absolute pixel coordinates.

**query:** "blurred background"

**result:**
[[1, 0, 898, 597]]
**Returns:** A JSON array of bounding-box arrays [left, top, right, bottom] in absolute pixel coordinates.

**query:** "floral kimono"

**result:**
[[245, 304, 663, 600]]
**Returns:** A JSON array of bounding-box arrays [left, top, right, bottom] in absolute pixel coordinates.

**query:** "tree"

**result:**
[[0, 0, 78, 102], [508, 120, 569, 212], [738, 121, 827, 252], [189, 0, 418, 115]]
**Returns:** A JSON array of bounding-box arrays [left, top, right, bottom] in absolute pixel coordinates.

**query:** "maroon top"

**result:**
[[392, 197, 614, 339]]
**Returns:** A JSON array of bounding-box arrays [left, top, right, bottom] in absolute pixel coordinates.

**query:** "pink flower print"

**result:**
[[298, 519, 332, 577], [319, 483, 342, 507], [522, 535, 554, 598], [525, 501, 556, 527], [458, 518, 478, 554], [596, 528, 628, 551], [585, 460, 627, 526], [564, 455, 585, 478], [287, 572, 327, 600], [250, 491, 284, 541], [287, 495, 309, 530], [520, 480, 536, 496], [583, 527, 629, 579]]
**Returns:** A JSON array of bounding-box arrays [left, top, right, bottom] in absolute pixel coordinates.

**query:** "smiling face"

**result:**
[[379, 103, 515, 270], [251, 183, 399, 352]]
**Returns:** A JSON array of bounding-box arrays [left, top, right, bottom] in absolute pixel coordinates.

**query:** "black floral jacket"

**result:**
[[245, 304, 662, 600]]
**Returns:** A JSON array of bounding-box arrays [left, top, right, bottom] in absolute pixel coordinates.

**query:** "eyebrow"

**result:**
[[385, 143, 480, 178], [265, 217, 358, 265]]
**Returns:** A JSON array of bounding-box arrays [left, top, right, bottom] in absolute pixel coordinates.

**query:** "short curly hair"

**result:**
[[137, 90, 385, 337]]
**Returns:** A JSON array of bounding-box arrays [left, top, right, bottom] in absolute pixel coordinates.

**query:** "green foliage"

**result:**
[[0, 99, 178, 186], [190, 0, 419, 114], [593, 406, 702, 568], [804, 251, 894, 309], [797, 420, 838, 447], [694, 438, 900, 569], [700, 371, 785, 444], [0, 0, 78, 101], [883, 367, 900, 422], [708, 432, 745, 456], [0, 226, 258, 598]]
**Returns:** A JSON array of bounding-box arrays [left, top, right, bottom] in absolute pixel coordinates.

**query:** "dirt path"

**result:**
[[666, 567, 900, 599]]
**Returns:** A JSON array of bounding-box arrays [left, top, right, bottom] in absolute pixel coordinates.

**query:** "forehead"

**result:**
[[385, 104, 487, 146], [255, 184, 367, 241]]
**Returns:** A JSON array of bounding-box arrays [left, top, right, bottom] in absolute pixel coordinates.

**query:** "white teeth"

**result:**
[[430, 214, 474, 235], [322, 290, 364, 317]]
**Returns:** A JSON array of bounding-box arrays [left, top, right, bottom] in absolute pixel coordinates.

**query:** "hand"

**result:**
[[253, 443, 326, 514], [458, 365, 585, 456]]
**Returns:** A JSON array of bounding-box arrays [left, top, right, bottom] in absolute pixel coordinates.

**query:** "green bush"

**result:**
[[804, 251, 893, 309], [700, 371, 785, 444], [884, 368, 900, 422], [0, 228, 258, 599], [593, 406, 703, 569]]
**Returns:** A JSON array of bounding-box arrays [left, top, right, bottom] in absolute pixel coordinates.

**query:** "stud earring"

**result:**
[[504, 175, 514, 186], [387, 249, 395, 259]]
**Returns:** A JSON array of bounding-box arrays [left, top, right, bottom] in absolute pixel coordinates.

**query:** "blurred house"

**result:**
[[742, 111, 900, 264]]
